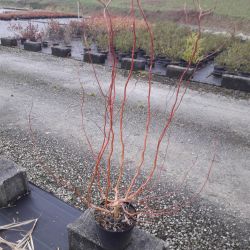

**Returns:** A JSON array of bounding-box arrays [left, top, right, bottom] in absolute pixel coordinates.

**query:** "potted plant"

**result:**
[[46, 19, 66, 42], [23, 1, 216, 249], [8, 21, 45, 43], [79, 1, 215, 249], [215, 40, 250, 77], [181, 32, 204, 67]]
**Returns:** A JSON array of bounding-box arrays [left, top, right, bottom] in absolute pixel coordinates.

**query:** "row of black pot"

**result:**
[[14, 37, 250, 80], [94, 47, 221, 70], [92, 47, 197, 69], [20, 38, 66, 49], [16, 38, 217, 71]]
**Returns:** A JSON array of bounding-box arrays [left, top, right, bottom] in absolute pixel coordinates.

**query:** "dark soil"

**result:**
[[94, 203, 137, 232]]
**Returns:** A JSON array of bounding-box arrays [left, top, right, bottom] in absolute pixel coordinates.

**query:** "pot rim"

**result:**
[[94, 202, 137, 233]]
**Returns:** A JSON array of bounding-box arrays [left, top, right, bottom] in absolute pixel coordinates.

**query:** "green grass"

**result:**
[[81, 0, 250, 19], [73, 0, 250, 19], [0, 0, 250, 19], [140, 0, 250, 19]]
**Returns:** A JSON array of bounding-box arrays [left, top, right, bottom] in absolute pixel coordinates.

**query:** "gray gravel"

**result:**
[[0, 46, 250, 249]]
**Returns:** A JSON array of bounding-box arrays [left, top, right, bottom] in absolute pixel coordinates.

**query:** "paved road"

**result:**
[[0, 47, 249, 249]]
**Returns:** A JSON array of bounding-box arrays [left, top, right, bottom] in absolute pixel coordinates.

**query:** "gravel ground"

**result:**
[[0, 46, 250, 249]]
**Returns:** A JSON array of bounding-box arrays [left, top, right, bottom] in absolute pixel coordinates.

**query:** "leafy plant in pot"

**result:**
[[8, 21, 45, 43], [77, 1, 217, 250]]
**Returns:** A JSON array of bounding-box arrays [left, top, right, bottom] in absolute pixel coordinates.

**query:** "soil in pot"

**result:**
[[94, 203, 137, 250]]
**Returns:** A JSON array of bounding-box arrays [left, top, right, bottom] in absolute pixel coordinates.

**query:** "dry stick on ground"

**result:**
[[0, 219, 38, 250]]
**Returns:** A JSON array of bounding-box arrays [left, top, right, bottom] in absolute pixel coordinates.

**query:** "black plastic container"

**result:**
[[42, 41, 49, 48], [95, 203, 136, 250], [118, 52, 130, 62], [179, 59, 188, 67], [136, 48, 146, 58], [155, 58, 171, 68], [20, 38, 27, 45], [239, 71, 250, 78], [213, 65, 227, 77], [84, 47, 91, 52]]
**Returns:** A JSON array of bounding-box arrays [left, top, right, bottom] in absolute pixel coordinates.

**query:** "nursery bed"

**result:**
[[0, 183, 82, 250], [0, 10, 77, 21]]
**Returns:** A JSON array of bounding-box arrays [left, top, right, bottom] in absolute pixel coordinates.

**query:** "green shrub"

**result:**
[[95, 21, 190, 58], [182, 32, 204, 63], [201, 33, 232, 55], [114, 30, 134, 53], [94, 28, 144, 53], [96, 32, 109, 50], [46, 20, 65, 41], [215, 40, 250, 73], [152, 22, 189, 60]]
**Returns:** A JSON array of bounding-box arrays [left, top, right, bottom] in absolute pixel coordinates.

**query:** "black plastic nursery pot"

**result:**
[[84, 52, 107, 64], [155, 58, 171, 68], [118, 52, 130, 62], [84, 47, 91, 52], [239, 71, 250, 78], [136, 48, 146, 57], [20, 38, 27, 45], [179, 59, 187, 67], [94, 203, 137, 250], [1, 37, 18, 47], [178, 59, 198, 68], [23, 41, 42, 52], [213, 65, 227, 77], [122, 58, 146, 71], [100, 50, 109, 55], [51, 46, 71, 58], [42, 41, 49, 48], [144, 55, 156, 67]]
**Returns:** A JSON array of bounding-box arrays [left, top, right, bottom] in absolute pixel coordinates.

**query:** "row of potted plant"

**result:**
[[92, 21, 236, 68], [8, 17, 249, 77]]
